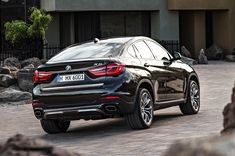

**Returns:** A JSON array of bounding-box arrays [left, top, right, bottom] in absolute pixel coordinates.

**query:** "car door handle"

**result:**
[[144, 63, 150, 67]]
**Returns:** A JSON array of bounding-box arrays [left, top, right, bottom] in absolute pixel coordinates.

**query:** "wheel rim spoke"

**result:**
[[140, 92, 153, 125], [190, 82, 200, 111]]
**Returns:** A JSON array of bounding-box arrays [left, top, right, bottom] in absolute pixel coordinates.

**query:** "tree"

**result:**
[[27, 7, 52, 39], [4, 7, 52, 45]]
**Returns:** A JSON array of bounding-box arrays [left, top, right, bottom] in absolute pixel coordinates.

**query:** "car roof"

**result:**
[[68, 36, 151, 48]]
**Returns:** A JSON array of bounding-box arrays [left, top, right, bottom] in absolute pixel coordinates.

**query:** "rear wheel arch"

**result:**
[[189, 74, 199, 86], [186, 74, 200, 97], [137, 79, 155, 102]]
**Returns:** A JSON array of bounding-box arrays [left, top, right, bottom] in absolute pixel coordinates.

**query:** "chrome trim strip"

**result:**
[[43, 108, 105, 118], [41, 83, 104, 92]]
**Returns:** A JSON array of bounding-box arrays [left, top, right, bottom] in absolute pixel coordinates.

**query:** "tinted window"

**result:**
[[145, 40, 171, 60], [134, 41, 155, 59], [49, 42, 122, 62], [126, 46, 136, 58]]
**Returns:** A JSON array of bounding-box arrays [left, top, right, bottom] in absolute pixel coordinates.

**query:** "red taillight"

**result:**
[[33, 70, 53, 84], [101, 96, 120, 100], [32, 100, 43, 107], [88, 63, 125, 77]]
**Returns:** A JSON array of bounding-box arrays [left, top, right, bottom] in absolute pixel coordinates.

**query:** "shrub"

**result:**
[[4, 21, 29, 45], [4, 7, 52, 45]]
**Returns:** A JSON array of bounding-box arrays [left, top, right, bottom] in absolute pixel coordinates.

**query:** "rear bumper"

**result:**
[[32, 71, 138, 120], [33, 100, 135, 120]]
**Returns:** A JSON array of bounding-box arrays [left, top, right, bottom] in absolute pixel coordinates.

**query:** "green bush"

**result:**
[[4, 20, 29, 44], [4, 7, 52, 45]]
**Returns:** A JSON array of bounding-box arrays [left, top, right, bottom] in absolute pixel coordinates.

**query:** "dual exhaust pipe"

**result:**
[[104, 105, 118, 113], [34, 110, 43, 119]]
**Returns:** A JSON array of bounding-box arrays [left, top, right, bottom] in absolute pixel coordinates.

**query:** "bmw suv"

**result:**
[[32, 37, 200, 134]]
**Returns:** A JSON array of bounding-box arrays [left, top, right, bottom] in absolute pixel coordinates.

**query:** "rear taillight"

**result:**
[[88, 63, 125, 77], [33, 70, 53, 84]]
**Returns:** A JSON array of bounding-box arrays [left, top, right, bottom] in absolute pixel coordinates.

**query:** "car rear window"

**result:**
[[48, 42, 122, 62]]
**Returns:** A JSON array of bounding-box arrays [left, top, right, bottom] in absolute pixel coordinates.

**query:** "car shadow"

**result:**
[[40, 112, 184, 143]]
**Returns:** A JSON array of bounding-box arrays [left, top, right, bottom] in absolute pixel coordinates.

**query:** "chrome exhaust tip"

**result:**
[[105, 105, 118, 112], [34, 110, 43, 118]]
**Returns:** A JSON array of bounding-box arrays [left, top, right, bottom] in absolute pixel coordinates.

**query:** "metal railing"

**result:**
[[0, 40, 180, 62], [159, 40, 180, 54]]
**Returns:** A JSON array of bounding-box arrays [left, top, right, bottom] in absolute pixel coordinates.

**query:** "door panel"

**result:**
[[164, 61, 185, 100]]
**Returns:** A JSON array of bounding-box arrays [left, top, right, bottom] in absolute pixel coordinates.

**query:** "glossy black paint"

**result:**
[[32, 37, 199, 121]]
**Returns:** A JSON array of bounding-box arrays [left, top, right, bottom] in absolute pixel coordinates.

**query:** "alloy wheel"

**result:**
[[190, 82, 200, 112], [140, 91, 153, 126]]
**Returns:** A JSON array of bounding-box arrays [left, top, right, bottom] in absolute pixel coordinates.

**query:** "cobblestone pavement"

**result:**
[[0, 61, 234, 156]]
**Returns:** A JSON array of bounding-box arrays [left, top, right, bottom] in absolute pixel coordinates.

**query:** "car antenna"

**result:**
[[94, 38, 100, 43]]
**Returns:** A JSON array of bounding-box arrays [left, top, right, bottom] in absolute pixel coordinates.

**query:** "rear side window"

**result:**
[[49, 42, 122, 62], [126, 46, 136, 58], [134, 41, 155, 59], [145, 40, 171, 61]]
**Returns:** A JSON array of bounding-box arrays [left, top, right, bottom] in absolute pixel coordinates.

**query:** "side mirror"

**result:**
[[172, 52, 182, 61]]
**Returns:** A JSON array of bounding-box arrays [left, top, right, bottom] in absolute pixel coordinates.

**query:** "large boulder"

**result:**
[[0, 74, 16, 87], [225, 55, 235, 62], [221, 84, 235, 134], [17, 68, 35, 93], [0, 87, 32, 103], [163, 134, 235, 156], [0, 67, 10, 74], [181, 46, 192, 58], [198, 49, 208, 64], [4, 66, 19, 79], [205, 44, 224, 60], [181, 56, 198, 66], [21, 57, 42, 69], [0, 134, 81, 156], [3, 57, 21, 69]]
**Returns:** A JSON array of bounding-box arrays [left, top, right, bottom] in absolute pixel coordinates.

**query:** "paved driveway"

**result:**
[[0, 61, 234, 156]]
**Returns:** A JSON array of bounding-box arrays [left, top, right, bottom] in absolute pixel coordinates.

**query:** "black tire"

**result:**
[[180, 80, 200, 115], [40, 119, 70, 134], [126, 88, 154, 129]]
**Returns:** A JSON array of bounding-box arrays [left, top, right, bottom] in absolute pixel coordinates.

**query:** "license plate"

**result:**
[[57, 74, 85, 82]]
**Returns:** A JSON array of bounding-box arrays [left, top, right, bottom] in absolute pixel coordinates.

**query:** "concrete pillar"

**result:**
[[228, 9, 235, 54], [213, 11, 229, 54], [45, 13, 60, 45], [193, 11, 206, 57], [150, 11, 160, 40], [70, 13, 75, 44]]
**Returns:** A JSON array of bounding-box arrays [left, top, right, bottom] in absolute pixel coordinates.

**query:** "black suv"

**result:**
[[32, 37, 200, 134]]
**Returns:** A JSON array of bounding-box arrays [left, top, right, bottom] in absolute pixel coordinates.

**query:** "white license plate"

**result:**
[[57, 74, 85, 82]]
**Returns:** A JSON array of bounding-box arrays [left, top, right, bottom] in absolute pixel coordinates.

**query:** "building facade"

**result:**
[[41, 0, 235, 58], [0, 0, 40, 51], [169, 0, 235, 57], [41, 0, 179, 47]]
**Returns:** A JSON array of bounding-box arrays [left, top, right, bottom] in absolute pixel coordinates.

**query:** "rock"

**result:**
[[17, 68, 35, 93], [181, 56, 198, 66], [0, 67, 10, 74], [205, 44, 224, 60], [0, 74, 16, 87], [41, 59, 48, 65], [163, 134, 235, 156], [181, 46, 192, 58], [0, 134, 81, 156], [0, 87, 32, 103], [3, 57, 21, 69], [4, 66, 19, 79], [225, 55, 235, 62], [221, 84, 235, 135], [21, 57, 41, 69], [198, 49, 208, 64]]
